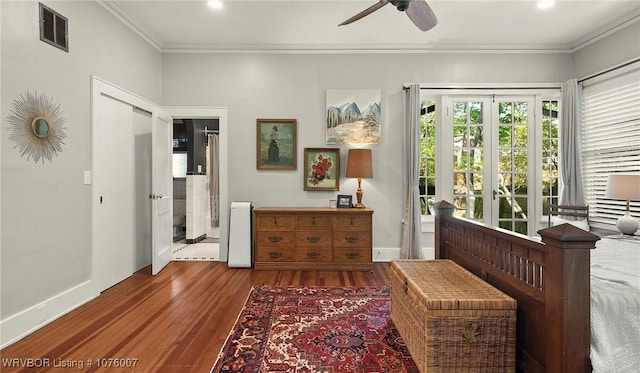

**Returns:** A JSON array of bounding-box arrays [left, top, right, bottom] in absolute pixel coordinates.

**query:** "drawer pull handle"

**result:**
[[273, 217, 277, 225], [403, 279, 409, 294], [269, 236, 282, 243], [345, 236, 359, 244], [462, 322, 481, 343], [345, 252, 360, 259], [307, 236, 321, 243], [268, 251, 282, 258], [350, 217, 354, 225], [307, 252, 321, 259], [312, 217, 316, 225]]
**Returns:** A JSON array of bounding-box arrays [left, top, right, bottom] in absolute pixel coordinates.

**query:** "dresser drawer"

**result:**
[[333, 230, 371, 248], [334, 248, 371, 263], [333, 215, 371, 230], [295, 230, 332, 247], [256, 247, 294, 262], [295, 247, 332, 262], [256, 215, 294, 230], [256, 231, 294, 247], [297, 215, 332, 229]]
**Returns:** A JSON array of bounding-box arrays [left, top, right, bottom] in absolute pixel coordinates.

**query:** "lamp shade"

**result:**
[[346, 149, 373, 178], [605, 174, 640, 201]]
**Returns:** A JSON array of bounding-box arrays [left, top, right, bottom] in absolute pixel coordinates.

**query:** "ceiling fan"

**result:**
[[339, 0, 438, 32]]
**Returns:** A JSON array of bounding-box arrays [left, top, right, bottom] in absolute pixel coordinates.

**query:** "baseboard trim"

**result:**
[[0, 280, 97, 349]]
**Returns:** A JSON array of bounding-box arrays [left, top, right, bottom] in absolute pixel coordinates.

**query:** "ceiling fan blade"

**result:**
[[339, 0, 389, 27], [405, 0, 438, 31]]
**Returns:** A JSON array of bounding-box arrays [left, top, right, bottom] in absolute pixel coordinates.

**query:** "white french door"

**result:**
[[492, 97, 535, 234], [442, 95, 536, 235]]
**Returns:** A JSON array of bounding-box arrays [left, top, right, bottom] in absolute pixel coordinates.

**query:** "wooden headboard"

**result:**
[[434, 201, 600, 373]]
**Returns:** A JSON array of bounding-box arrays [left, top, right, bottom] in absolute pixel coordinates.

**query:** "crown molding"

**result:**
[[160, 43, 573, 54], [97, 0, 163, 52], [97, 0, 638, 55], [570, 11, 640, 52]]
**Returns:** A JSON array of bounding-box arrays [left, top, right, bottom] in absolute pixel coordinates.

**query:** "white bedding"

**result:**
[[590, 235, 640, 373]]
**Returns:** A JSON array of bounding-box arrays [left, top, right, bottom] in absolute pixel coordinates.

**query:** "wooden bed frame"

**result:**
[[434, 201, 600, 373]]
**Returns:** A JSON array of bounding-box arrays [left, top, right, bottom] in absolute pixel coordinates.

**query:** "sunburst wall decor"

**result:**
[[7, 91, 67, 163]]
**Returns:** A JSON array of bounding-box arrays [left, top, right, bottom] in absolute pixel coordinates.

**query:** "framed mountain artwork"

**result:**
[[326, 89, 381, 145]]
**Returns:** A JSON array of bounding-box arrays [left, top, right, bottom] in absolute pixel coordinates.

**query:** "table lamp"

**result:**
[[605, 174, 640, 235], [346, 149, 373, 208]]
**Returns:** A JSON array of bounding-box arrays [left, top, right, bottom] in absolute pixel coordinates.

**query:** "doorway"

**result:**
[[165, 108, 229, 262]]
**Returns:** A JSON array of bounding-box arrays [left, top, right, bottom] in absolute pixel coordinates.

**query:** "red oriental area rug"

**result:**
[[211, 286, 418, 373]]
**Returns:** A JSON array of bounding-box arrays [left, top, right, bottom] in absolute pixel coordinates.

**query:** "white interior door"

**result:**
[[93, 92, 135, 292], [151, 108, 173, 275]]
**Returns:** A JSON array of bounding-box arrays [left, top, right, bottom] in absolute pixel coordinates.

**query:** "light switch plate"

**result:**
[[84, 171, 91, 185]]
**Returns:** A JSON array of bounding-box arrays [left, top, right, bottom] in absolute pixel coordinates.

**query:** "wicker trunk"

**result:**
[[391, 260, 516, 373]]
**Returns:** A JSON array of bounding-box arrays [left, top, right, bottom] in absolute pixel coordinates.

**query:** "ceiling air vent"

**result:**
[[39, 3, 68, 52]]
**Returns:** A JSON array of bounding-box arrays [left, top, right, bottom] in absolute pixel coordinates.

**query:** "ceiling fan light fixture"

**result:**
[[537, 0, 555, 10], [391, 0, 412, 11], [207, 0, 223, 10], [339, 0, 437, 32]]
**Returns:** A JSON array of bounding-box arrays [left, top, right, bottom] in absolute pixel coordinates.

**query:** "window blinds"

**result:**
[[582, 62, 640, 227]]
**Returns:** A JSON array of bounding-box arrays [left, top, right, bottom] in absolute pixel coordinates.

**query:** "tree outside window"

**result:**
[[541, 100, 559, 218], [419, 100, 436, 215]]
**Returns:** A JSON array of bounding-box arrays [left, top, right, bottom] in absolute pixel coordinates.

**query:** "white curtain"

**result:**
[[401, 84, 423, 259], [559, 79, 586, 206], [208, 134, 220, 227]]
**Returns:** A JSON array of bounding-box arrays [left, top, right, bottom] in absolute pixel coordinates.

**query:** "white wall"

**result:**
[[161, 52, 572, 257], [1, 0, 161, 346], [572, 22, 640, 79]]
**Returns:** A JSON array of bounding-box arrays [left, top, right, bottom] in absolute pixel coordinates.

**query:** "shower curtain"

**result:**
[[208, 134, 220, 227]]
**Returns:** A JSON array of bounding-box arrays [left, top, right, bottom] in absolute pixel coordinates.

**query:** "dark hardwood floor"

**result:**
[[1, 262, 392, 372]]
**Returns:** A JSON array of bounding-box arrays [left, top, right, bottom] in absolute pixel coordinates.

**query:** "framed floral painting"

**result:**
[[303, 148, 340, 191]]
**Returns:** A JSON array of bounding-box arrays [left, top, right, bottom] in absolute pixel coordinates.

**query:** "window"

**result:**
[[419, 88, 561, 235], [541, 100, 560, 217], [419, 99, 437, 215], [452, 99, 486, 221], [582, 63, 640, 228]]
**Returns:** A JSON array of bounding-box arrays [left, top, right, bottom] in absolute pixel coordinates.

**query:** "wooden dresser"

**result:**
[[253, 207, 373, 271]]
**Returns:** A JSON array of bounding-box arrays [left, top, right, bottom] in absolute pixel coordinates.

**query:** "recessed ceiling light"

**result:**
[[208, 0, 223, 10], [537, 0, 555, 9]]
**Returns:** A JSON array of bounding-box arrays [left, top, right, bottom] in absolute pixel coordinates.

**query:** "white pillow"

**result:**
[[551, 217, 590, 231]]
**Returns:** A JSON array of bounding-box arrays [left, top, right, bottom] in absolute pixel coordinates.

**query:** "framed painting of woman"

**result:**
[[256, 119, 297, 170]]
